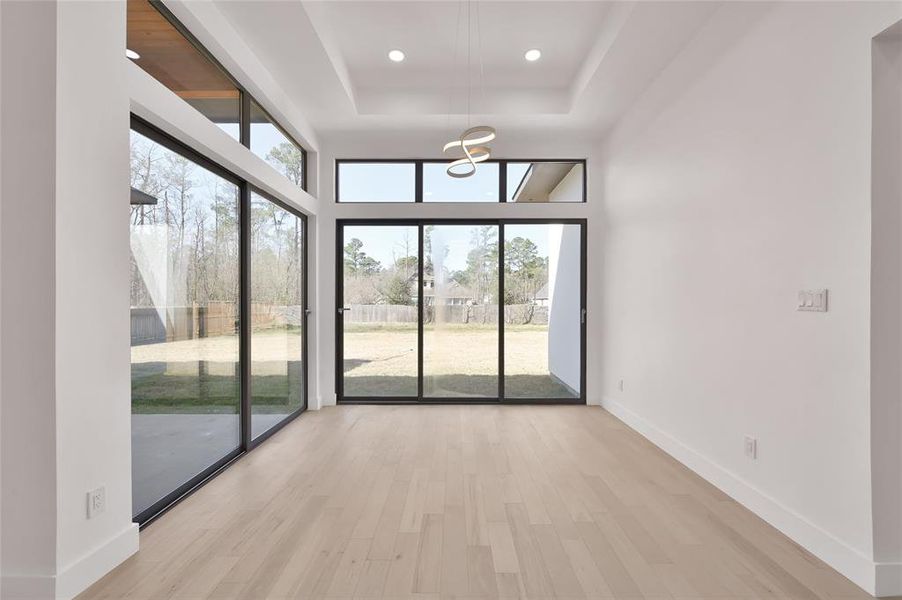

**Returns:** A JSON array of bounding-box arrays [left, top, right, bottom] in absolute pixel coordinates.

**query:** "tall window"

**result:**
[[337, 220, 585, 403], [250, 193, 306, 439], [341, 225, 419, 397], [129, 127, 241, 519], [129, 119, 308, 523]]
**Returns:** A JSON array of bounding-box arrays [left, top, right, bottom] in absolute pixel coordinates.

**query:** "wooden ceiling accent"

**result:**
[[127, 0, 238, 100]]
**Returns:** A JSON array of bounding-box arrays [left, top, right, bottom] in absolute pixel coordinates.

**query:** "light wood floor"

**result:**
[[79, 405, 878, 600]]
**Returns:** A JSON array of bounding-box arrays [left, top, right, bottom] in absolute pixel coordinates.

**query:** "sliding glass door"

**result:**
[[337, 220, 585, 403], [130, 119, 308, 524], [503, 224, 582, 399], [130, 128, 242, 519], [339, 225, 420, 398], [424, 225, 500, 398], [250, 193, 307, 439]]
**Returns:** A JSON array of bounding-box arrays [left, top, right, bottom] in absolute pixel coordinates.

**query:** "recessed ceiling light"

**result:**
[[388, 49, 405, 63], [524, 49, 541, 62], [126, 48, 140, 60]]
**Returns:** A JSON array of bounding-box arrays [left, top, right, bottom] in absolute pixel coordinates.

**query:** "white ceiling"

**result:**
[[215, 1, 727, 141]]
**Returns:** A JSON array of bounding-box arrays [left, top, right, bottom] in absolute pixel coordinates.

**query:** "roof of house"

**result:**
[[423, 280, 474, 299]]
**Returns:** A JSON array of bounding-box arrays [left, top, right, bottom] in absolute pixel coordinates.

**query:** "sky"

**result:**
[[217, 122, 294, 168], [339, 161, 532, 203]]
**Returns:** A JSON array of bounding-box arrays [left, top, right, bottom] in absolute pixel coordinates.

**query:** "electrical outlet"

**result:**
[[87, 486, 106, 519], [618, 379, 624, 392], [744, 436, 757, 460]]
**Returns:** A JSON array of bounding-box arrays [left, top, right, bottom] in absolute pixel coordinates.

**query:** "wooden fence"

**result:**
[[344, 303, 548, 325], [131, 302, 301, 345], [132, 302, 548, 345]]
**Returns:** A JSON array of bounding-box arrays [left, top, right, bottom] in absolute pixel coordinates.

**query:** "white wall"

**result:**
[[54, 4, 139, 597], [549, 164, 584, 203], [599, 2, 902, 595], [1, 2, 139, 598], [1, 1, 324, 597], [316, 132, 600, 407], [870, 21, 902, 595], [1, 2, 59, 596], [547, 224, 582, 393], [547, 167, 587, 392]]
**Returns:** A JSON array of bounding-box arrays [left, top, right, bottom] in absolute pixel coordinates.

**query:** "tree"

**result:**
[[266, 142, 304, 186], [380, 272, 415, 305], [459, 226, 498, 304], [129, 133, 241, 312], [504, 237, 546, 304], [344, 238, 382, 275]]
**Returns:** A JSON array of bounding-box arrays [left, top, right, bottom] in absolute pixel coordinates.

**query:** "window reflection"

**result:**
[[129, 128, 240, 518]]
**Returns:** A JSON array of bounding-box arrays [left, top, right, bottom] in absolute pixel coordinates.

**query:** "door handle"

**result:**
[[338, 307, 352, 314]]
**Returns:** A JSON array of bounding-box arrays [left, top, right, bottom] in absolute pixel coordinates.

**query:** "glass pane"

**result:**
[[506, 162, 584, 202], [337, 163, 416, 202], [423, 162, 499, 202], [342, 226, 419, 396], [424, 225, 499, 397], [250, 101, 305, 186], [129, 129, 240, 517], [504, 224, 581, 398], [251, 193, 305, 439], [127, 0, 240, 140]]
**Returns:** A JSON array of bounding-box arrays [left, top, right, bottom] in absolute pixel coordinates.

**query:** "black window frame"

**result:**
[[130, 115, 308, 528], [335, 159, 587, 204], [335, 218, 588, 405], [136, 0, 308, 190], [246, 186, 310, 443]]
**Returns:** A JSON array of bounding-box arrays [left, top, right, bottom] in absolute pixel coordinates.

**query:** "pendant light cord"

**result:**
[[466, 0, 472, 129], [476, 0, 486, 117], [447, 0, 463, 148]]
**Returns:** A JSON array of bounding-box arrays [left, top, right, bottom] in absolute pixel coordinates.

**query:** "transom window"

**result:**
[[335, 160, 586, 203], [127, 0, 308, 189]]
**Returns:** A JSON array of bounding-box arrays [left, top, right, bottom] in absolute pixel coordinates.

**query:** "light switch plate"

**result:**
[[797, 289, 828, 312], [744, 436, 757, 460]]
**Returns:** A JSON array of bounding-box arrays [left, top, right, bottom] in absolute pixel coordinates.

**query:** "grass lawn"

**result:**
[[132, 330, 303, 413], [131, 325, 578, 411], [343, 323, 577, 398]]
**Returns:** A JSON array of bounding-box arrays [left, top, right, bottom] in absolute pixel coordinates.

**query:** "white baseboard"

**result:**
[[875, 562, 902, 597], [56, 523, 139, 599], [600, 397, 893, 597], [2, 524, 139, 600]]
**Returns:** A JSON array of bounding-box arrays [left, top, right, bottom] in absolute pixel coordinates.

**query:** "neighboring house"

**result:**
[[423, 276, 476, 306], [534, 283, 550, 307]]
